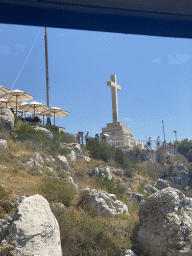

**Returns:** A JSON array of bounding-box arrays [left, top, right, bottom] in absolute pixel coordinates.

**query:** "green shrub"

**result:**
[[86, 139, 115, 162], [52, 207, 122, 256], [115, 149, 133, 177], [0, 186, 8, 200], [96, 175, 126, 201], [39, 177, 76, 207]]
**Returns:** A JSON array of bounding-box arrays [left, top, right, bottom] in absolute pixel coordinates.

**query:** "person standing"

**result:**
[[102, 134, 106, 142], [80, 132, 84, 144], [156, 136, 160, 148], [145, 136, 151, 149], [76, 132, 81, 144], [85, 132, 90, 145]]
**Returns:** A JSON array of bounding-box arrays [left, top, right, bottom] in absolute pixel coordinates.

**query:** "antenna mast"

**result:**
[[44, 27, 51, 125]]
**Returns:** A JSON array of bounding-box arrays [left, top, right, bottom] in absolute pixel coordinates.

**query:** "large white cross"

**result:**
[[107, 74, 121, 123]]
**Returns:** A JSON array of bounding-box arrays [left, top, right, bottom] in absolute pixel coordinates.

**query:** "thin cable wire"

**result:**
[[11, 27, 42, 90]]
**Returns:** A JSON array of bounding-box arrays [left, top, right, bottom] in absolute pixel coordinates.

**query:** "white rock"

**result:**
[[34, 126, 53, 141], [120, 249, 137, 256], [0, 108, 14, 134], [67, 150, 76, 162], [25, 158, 43, 168], [73, 143, 83, 155], [0, 194, 62, 256], [81, 155, 91, 162], [138, 187, 192, 255], [34, 152, 44, 163], [86, 189, 129, 217], [0, 139, 8, 151], [65, 176, 79, 189], [56, 155, 70, 172], [156, 178, 169, 190], [92, 166, 112, 180]]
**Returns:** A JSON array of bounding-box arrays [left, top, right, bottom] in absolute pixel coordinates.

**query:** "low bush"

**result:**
[[0, 186, 8, 200], [39, 177, 76, 207], [95, 175, 126, 201], [86, 139, 115, 162], [52, 207, 123, 256]]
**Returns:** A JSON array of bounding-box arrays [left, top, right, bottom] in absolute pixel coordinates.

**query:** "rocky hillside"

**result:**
[[0, 108, 192, 256]]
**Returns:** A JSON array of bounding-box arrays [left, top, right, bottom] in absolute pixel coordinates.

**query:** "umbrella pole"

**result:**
[[16, 96, 17, 115], [54, 112, 55, 126], [43, 116, 44, 126]]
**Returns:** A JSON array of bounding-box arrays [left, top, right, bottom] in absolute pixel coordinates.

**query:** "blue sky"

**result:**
[[0, 24, 191, 143]]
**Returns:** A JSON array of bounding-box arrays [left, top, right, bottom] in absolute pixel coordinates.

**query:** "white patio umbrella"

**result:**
[[2, 89, 33, 114], [0, 86, 10, 97], [0, 98, 21, 109], [36, 112, 52, 126], [19, 101, 51, 117], [41, 106, 69, 126]]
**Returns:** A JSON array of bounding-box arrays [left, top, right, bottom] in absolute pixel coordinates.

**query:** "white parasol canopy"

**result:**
[[2, 89, 33, 114], [0, 86, 10, 97], [0, 98, 21, 109], [41, 106, 69, 126], [18, 101, 50, 116]]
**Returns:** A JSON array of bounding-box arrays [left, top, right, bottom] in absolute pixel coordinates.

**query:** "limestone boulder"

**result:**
[[92, 166, 112, 180], [0, 194, 62, 256], [0, 108, 14, 134], [138, 187, 192, 256], [0, 139, 8, 151], [81, 155, 91, 162], [67, 150, 76, 162], [65, 177, 79, 189], [180, 170, 189, 189], [34, 152, 44, 163], [56, 155, 70, 172], [127, 192, 144, 204], [120, 249, 137, 256], [178, 164, 189, 172], [85, 189, 129, 217], [33, 126, 53, 141], [73, 143, 83, 155], [156, 178, 169, 190], [25, 158, 43, 168]]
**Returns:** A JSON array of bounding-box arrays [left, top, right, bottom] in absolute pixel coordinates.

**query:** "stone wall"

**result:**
[[126, 149, 157, 162]]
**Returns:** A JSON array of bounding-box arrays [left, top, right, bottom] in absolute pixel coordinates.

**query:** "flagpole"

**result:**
[[44, 27, 51, 125]]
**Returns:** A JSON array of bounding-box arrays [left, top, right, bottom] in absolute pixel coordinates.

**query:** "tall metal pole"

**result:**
[[44, 27, 51, 125], [162, 120, 165, 142]]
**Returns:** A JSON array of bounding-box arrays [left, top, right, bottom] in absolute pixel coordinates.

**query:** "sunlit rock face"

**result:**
[[138, 187, 192, 256], [0, 194, 62, 256]]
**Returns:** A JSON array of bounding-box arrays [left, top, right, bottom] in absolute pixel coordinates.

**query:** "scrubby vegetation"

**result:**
[[0, 116, 191, 255]]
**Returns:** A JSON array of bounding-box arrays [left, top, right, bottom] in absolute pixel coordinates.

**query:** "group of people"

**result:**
[[76, 132, 109, 144], [76, 131, 91, 145], [145, 136, 161, 149]]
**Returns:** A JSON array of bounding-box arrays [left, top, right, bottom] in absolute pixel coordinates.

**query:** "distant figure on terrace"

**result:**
[[80, 132, 84, 144], [102, 134, 106, 142], [76, 132, 81, 144], [85, 132, 90, 145], [156, 136, 160, 148], [145, 136, 151, 149], [95, 134, 99, 141]]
